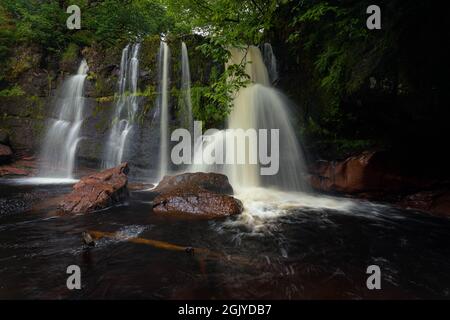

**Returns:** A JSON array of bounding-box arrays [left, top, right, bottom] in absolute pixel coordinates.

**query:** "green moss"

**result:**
[[61, 43, 79, 65], [93, 101, 113, 133], [26, 95, 45, 119], [0, 85, 25, 97], [9, 57, 32, 79]]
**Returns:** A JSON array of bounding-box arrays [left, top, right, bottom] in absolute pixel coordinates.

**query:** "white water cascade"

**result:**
[[190, 46, 308, 191], [103, 43, 141, 169], [261, 43, 278, 84], [157, 41, 170, 180], [40, 59, 89, 179], [180, 42, 194, 135]]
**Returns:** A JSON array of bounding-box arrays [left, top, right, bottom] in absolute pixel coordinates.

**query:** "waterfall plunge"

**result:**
[[190, 46, 309, 191], [261, 43, 279, 84], [103, 43, 141, 169], [157, 41, 170, 180], [40, 59, 88, 179], [180, 42, 194, 135]]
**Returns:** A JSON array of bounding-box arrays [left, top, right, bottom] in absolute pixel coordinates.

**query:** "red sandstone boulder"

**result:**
[[154, 172, 234, 195], [152, 172, 242, 219], [153, 185, 243, 219], [59, 163, 129, 214], [0, 165, 28, 176], [0, 144, 13, 164], [309, 151, 426, 194], [0, 153, 36, 177]]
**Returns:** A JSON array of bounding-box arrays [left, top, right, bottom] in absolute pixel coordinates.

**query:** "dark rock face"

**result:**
[[154, 172, 234, 195], [309, 151, 450, 216], [309, 151, 428, 194], [0, 129, 10, 145], [59, 163, 129, 214], [0, 144, 13, 164], [152, 172, 242, 219]]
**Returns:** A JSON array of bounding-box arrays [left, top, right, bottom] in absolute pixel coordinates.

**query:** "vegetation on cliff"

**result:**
[[1, 0, 448, 163]]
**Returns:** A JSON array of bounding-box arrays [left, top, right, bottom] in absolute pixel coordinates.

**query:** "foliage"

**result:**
[[0, 0, 171, 54], [287, 1, 372, 102], [0, 85, 25, 97], [165, 0, 278, 124], [201, 63, 250, 124]]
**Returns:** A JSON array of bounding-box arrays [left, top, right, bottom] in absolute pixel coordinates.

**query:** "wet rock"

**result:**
[[0, 144, 13, 164], [397, 189, 450, 217], [59, 163, 129, 214], [128, 182, 154, 191], [0, 154, 36, 177], [82, 231, 96, 246], [153, 185, 243, 219], [309, 151, 427, 194], [0, 166, 28, 176], [154, 172, 234, 195]]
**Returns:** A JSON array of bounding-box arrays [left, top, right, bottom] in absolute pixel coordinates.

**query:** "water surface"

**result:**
[[0, 181, 449, 299]]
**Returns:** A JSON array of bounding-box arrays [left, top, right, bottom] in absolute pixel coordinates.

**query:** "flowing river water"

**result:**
[[1, 180, 449, 299]]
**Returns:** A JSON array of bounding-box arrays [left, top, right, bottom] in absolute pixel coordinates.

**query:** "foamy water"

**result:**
[[225, 187, 356, 234]]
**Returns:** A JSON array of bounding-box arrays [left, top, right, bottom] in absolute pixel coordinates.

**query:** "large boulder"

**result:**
[[153, 172, 234, 195], [0, 144, 13, 164], [152, 172, 242, 219], [153, 185, 243, 219], [59, 163, 129, 214]]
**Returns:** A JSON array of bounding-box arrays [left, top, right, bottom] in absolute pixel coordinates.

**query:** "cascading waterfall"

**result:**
[[40, 59, 89, 179], [261, 43, 278, 84], [157, 41, 170, 180], [180, 42, 194, 135], [103, 43, 141, 169], [190, 46, 308, 191]]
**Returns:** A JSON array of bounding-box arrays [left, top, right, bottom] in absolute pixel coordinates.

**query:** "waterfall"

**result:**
[[180, 42, 193, 135], [261, 43, 279, 84], [190, 46, 308, 191], [103, 43, 141, 168], [157, 41, 170, 180], [40, 59, 88, 179]]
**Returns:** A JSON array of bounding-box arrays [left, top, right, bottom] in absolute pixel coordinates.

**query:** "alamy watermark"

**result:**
[[366, 5, 381, 30], [66, 265, 81, 290], [170, 121, 280, 175], [66, 5, 81, 30], [366, 265, 381, 290]]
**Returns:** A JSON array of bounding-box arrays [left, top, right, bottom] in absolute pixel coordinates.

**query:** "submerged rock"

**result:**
[[0, 144, 13, 164], [397, 189, 450, 217], [152, 172, 242, 219], [82, 231, 96, 246], [59, 163, 129, 214]]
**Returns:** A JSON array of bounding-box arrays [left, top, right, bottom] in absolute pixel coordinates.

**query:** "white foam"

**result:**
[[224, 187, 357, 233]]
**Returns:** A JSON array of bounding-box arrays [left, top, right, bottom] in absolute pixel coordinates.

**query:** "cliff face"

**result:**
[[0, 35, 212, 177]]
